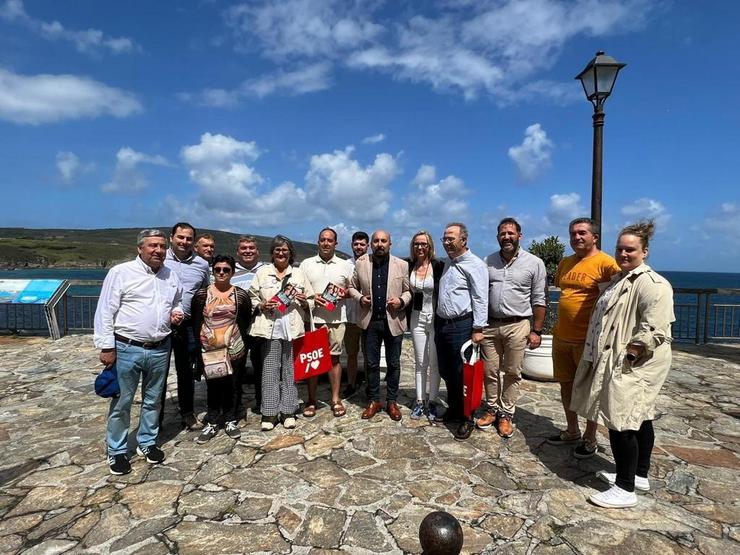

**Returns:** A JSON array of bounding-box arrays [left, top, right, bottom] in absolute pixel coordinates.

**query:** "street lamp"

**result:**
[[575, 51, 626, 246]]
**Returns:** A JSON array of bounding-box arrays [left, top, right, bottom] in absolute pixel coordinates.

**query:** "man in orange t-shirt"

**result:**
[[547, 218, 620, 458]]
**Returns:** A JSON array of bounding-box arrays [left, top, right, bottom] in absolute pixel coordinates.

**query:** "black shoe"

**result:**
[[454, 421, 475, 441], [196, 422, 218, 444], [136, 445, 166, 464], [108, 454, 131, 475], [224, 421, 241, 439]]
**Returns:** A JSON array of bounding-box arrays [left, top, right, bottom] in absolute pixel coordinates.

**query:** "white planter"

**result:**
[[522, 334, 555, 381]]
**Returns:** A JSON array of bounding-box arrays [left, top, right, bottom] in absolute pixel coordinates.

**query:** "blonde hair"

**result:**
[[619, 220, 656, 250], [409, 230, 436, 263]]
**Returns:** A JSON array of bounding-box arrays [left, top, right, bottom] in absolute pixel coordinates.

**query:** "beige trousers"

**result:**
[[481, 319, 530, 415]]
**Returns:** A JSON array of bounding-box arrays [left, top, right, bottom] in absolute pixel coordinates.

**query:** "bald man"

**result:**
[[348, 230, 412, 421]]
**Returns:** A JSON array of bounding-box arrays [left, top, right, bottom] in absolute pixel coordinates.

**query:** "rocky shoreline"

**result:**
[[0, 336, 738, 554]]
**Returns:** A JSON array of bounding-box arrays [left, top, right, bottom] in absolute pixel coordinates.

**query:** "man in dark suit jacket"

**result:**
[[349, 230, 412, 421]]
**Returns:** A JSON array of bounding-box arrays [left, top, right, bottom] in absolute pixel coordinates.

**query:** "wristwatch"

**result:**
[[532, 329, 543, 336]]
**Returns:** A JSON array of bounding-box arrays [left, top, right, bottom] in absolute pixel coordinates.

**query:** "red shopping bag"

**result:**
[[461, 340, 484, 418], [293, 325, 332, 382]]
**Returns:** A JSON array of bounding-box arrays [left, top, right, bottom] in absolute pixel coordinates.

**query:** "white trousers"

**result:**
[[410, 310, 440, 402]]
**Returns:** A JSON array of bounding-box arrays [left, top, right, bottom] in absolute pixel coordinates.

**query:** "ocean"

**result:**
[[1, 268, 739, 340], [2, 268, 739, 291]]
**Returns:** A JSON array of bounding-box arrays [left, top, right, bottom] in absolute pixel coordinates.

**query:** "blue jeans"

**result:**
[[365, 319, 403, 402], [434, 315, 473, 421], [107, 338, 170, 455]]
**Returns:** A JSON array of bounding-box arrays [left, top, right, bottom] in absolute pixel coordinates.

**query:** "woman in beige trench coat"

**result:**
[[571, 221, 674, 509]]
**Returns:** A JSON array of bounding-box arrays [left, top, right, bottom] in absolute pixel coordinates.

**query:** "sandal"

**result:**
[[303, 400, 317, 418], [332, 401, 346, 418]]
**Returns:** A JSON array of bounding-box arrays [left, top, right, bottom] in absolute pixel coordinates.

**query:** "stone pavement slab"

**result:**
[[0, 336, 739, 554]]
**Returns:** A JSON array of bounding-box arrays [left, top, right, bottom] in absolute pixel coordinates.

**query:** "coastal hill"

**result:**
[[0, 228, 346, 269]]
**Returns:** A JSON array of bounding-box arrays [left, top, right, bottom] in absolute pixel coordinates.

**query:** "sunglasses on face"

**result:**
[[213, 267, 232, 274]]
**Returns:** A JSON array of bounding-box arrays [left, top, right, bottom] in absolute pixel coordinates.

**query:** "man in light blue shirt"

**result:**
[[162, 222, 210, 430], [435, 222, 488, 440]]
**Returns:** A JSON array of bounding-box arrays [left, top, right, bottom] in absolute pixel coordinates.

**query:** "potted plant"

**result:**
[[522, 235, 565, 381]]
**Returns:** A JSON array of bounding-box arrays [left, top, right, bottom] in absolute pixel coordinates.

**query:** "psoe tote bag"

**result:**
[[461, 340, 484, 418], [293, 312, 332, 382]]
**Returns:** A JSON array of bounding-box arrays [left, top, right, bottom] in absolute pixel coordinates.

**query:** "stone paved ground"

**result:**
[[0, 335, 739, 555]]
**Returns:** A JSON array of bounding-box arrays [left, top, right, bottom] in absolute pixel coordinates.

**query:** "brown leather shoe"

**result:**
[[475, 411, 497, 430], [386, 401, 402, 421], [497, 414, 514, 438], [362, 401, 383, 419]]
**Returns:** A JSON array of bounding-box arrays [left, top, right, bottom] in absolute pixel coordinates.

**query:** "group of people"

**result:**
[[93, 217, 674, 510]]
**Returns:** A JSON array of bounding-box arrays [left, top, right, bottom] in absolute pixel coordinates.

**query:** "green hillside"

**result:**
[[0, 228, 345, 268]]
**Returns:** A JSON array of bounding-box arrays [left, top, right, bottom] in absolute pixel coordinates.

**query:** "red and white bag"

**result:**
[[293, 312, 332, 382], [461, 340, 484, 418]]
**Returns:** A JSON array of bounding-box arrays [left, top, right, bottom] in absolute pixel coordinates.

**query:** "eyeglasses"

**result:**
[[440, 237, 457, 243], [213, 267, 232, 274], [413, 243, 429, 248]]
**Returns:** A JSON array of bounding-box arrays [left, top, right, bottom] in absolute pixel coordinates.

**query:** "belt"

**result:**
[[114, 334, 170, 349], [437, 313, 473, 325], [489, 315, 528, 324]]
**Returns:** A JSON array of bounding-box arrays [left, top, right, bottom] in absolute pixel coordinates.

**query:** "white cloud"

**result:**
[[177, 133, 400, 227], [55, 151, 93, 184], [393, 164, 469, 230], [362, 133, 385, 144], [224, 0, 383, 61], [102, 148, 169, 193], [1, 0, 140, 55], [508, 123, 553, 182], [305, 146, 399, 221], [547, 193, 585, 226], [220, 0, 651, 103], [0, 67, 142, 125], [244, 63, 332, 97], [179, 63, 332, 107], [621, 197, 670, 226], [704, 202, 740, 244]]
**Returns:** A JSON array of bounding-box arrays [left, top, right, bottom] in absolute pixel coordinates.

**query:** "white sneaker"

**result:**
[[596, 470, 650, 492], [589, 485, 638, 508], [282, 416, 296, 429]]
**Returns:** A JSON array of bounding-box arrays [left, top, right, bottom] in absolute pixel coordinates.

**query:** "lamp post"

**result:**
[[575, 51, 626, 247]]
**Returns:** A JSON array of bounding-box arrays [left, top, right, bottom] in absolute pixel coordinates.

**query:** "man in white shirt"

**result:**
[[94, 229, 183, 475], [231, 235, 265, 416], [299, 228, 354, 418]]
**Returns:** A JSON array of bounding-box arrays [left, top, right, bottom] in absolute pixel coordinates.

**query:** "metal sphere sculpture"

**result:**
[[419, 511, 463, 555]]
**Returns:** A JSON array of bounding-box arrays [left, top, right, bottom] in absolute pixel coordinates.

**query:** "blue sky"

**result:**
[[1, 0, 738, 272]]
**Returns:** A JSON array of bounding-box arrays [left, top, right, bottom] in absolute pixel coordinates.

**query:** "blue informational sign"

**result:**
[[0, 279, 66, 304]]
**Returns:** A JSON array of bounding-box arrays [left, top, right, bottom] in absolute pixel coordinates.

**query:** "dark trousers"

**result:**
[[162, 322, 195, 418], [205, 364, 238, 425], [435, 315, 473, 421], [609, 420, 655, 492], [238, 335, 264, 413], [364, 319, 403, 402]]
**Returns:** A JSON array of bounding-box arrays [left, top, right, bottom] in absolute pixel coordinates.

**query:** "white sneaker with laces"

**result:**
[[596, 470, 650, 492], [589, 485, 637, 508]]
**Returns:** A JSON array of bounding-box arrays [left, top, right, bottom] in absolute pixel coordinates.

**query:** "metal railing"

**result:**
[[2, 282, 740, 344]]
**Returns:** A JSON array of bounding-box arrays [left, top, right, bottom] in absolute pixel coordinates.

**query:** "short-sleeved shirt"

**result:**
[[554, 251, 621, 342], [485, 249, 547, 319], [299, 254, 353, 324]]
